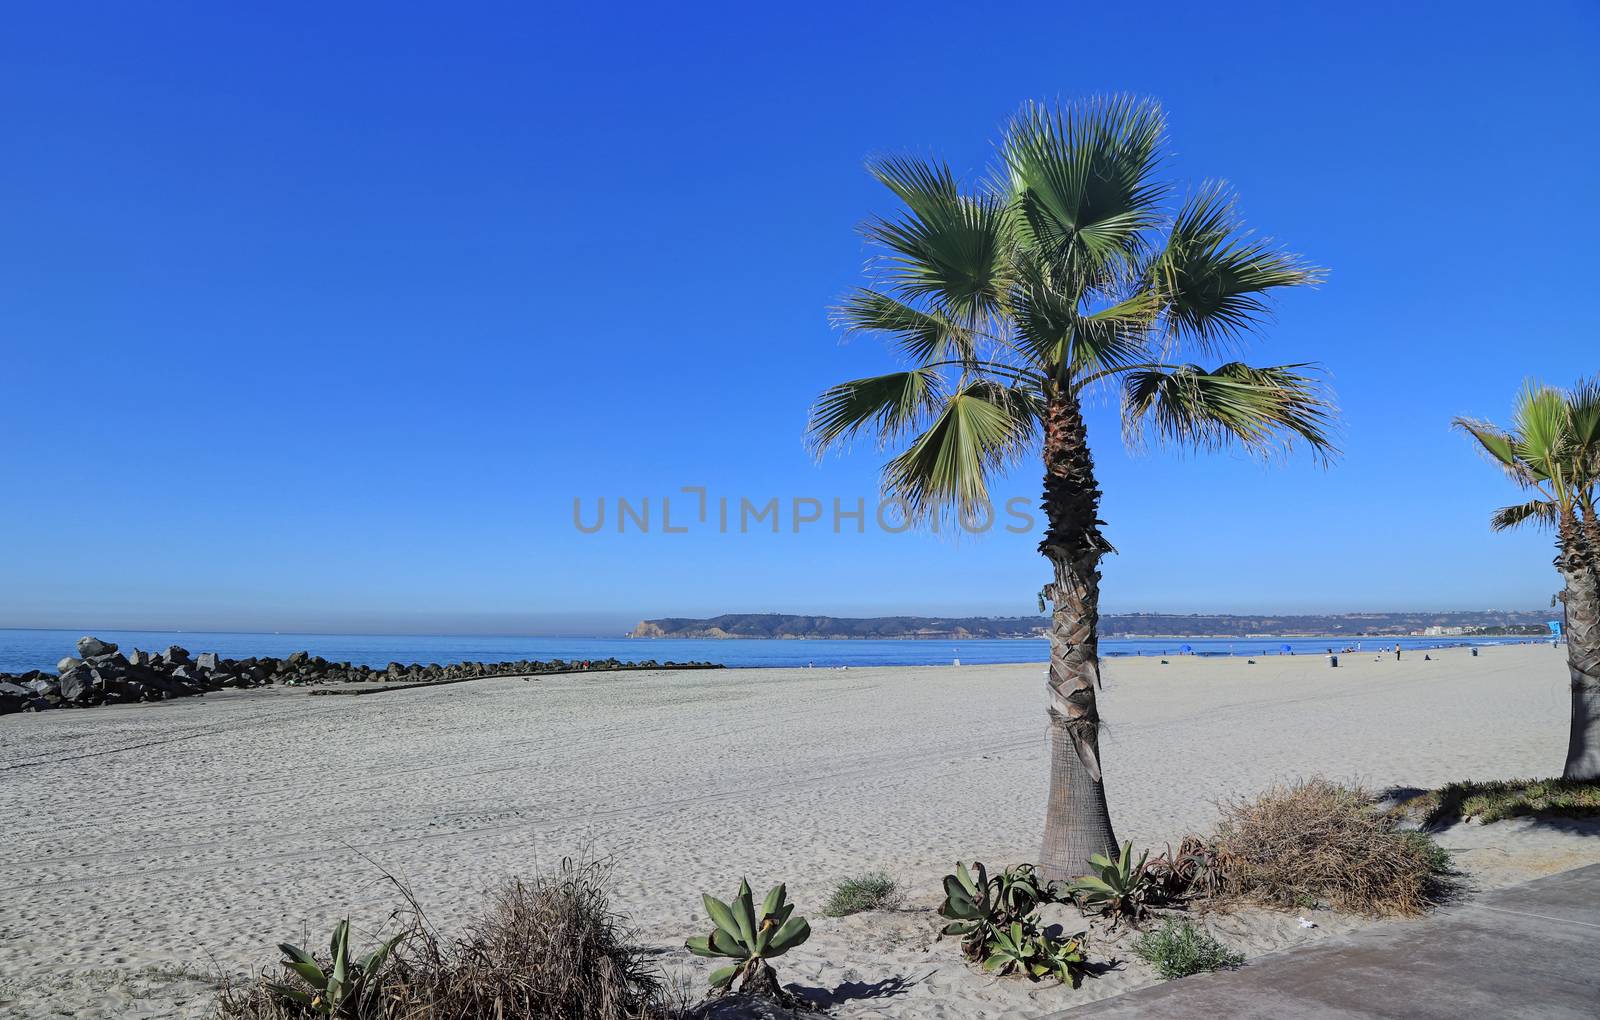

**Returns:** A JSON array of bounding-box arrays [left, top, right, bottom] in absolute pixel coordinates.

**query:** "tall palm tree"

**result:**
[[1455, 379, 1600, 779], [807, 98, 1337, 878]]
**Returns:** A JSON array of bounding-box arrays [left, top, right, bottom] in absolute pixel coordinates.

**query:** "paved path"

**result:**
[[1045, 863, 1600, 1018]]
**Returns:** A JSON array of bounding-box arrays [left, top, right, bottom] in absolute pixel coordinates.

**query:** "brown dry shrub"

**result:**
[[215, 857, 687, 1020], [1210, 777, 1449, 918]]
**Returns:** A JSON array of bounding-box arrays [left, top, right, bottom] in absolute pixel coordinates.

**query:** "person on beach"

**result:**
[[1394, 644, 1401, 660]]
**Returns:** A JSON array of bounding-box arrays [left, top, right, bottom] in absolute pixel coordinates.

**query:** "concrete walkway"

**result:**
[[1045, 863, 1600, 1018]]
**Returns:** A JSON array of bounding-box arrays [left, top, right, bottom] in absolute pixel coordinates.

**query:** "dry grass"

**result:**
[[215, 857, 688, 1020], [1211, 777, 1451, 918]]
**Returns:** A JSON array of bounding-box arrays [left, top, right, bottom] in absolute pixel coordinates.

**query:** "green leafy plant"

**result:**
[[268, 919, 401, 1018], [939, 861, 1086, 986], [982, 920, 1087, 986], [1071, 841, 1156, 925], [686, 879, 810, 1002], [823, 871, 902, 916], [1132, 919, 1244, 980]]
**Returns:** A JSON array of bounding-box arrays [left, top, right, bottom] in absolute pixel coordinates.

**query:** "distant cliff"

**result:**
[[630, 611, 1552, 640]]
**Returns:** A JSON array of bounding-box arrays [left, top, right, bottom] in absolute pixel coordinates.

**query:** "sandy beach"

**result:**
[[2, 643, 1595, 1019]]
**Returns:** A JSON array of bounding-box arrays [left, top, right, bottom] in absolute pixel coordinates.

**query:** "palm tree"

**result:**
[[807, 98, 1338, 878], [1455, 379, 1600, 779]]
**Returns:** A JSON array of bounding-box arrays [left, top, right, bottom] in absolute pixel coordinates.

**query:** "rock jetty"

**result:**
[[0, 636, 721, 716]]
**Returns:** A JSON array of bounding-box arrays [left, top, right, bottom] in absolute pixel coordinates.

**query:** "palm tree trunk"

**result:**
[[1038, 389, 1118, 880], [1558, 518, 1600, 779]]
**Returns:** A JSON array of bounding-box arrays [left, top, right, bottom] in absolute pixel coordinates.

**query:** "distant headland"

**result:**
[[629, 611, 1552, 640]]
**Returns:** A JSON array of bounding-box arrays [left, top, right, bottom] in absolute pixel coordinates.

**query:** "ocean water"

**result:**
[[0, 628, 1544, 674]]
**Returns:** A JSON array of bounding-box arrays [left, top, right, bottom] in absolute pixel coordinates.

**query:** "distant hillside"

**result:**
[[630, 611, 1553, 640]]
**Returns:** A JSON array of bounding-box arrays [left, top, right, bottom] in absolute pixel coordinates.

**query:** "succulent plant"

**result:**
[[1071, 840, 1156, 924], [938, 860, 995, 953], [686, 879, 810, 1001], [940, 861, 1087, 986], [981, 920, 1087, 986], [268, 919, 401, 1018]]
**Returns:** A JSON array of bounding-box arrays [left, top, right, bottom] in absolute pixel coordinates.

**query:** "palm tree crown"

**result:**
[[807, 97, 1337, 509], [1453, 379, 1600, 537]]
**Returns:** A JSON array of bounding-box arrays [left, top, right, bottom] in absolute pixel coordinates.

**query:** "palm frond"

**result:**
[[807, 369, 946, 454], [1151, 182, 1320, 353], [1562, 375, 1600, 476], [1011, 275, 1151, 382], [1451, 416, 1542, 486], [1490, 499, 1560, 532], [832, 288, 976, 365], [862, 157, 1010, 324], [1001, 96, 1167, 285], [1121, 362, 1337, 462], [883, 381, 1041, 516], [1510, 382, 1570, 480]]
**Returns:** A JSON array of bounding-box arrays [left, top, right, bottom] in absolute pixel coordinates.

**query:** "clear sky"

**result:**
[[2, 1, 1596, 635]]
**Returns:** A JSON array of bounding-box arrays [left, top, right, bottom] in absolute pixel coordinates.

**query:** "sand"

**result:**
[[1, 643, 1595, 1018]]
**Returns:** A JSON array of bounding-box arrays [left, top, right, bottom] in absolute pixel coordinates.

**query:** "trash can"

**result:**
[[1330, 655, 1339, 668]]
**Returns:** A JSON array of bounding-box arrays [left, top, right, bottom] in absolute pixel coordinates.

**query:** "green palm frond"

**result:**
[[1122, 362, 1337, 462], [1452, 416, 1544, 487], [883, 381, 1040, 516], [807, 369, 946, 453], [862, 157, 1010, 323], [832, 288, 976, 365], [1510, 382, 1569, 480], [1562, 375, 1600, 475], [1009, 263, 1152, 380], [1152, 183, 1320, 352], [1001, 96, 1168, 283], [1491, 499, 1560, 532]]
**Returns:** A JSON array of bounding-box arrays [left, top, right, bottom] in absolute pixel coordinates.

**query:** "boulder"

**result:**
[[287, 650, 310, 667], [76, 636, 118, 658], [0, 680, 32, 715], [163, 645, 191, 665], [127, 649, 148, 667], [58, 667, 97, 704], [57, 656, 82, 675], [196, 652, 220, 672]]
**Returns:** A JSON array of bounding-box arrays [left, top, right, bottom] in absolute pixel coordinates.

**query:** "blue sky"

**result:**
[[2, 1, 1596, 634]]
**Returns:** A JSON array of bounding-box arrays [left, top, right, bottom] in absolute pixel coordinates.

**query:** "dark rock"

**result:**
[[86, 652, 128, 668], [127, 649, 148, 667], [58, 667, 98, 704], [0, 680, 32, 714], [57, 656, 82, 675], [287, 650, 310, 666], [76, 636, 118, 658], [163, 645, 191, 665]]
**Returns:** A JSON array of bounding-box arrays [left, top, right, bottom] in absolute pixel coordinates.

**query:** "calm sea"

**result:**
[[0, 628, 1544, 674]]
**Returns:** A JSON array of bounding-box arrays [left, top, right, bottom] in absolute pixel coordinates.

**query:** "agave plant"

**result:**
[[268, 919, 402, 1018], [940, 862, 1087, 985], [1071, 841, 1156, 925], [685, 879, 810, 1002], [938, 861, 1002, 957], [1145, 835, 1225, 903]]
